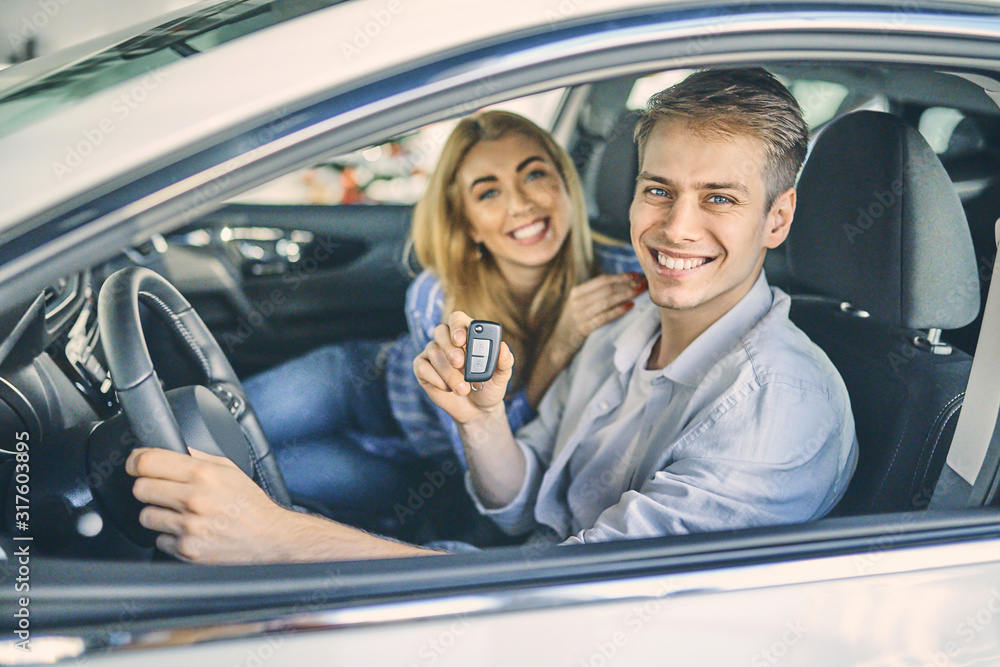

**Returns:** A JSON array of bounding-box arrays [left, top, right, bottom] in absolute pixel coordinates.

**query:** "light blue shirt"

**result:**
[[472, 271, 858, 543]]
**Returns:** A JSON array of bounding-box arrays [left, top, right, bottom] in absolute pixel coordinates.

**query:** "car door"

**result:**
[[157, 199, 414, 378]]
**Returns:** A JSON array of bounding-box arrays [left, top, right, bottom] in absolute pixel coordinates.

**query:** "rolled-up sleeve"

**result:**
[[465, 438, 543, 536], [565, 381, 855, 545]]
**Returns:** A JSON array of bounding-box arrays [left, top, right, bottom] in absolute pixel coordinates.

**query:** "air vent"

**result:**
[[43, 273, 81, 320]]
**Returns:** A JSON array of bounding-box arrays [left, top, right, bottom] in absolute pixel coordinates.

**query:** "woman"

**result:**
[[244, 110, 645, 519]]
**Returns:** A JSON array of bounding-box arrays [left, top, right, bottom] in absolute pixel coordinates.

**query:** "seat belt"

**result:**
[[946, 217, 1000, 505]]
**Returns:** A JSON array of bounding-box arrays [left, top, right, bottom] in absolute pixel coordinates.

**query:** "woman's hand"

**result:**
[[526, 272, 646, 407], [414, 310, 514, 425], [552, 272, 647, 359]]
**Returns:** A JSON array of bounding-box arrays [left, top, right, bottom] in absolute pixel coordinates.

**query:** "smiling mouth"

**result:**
[[652, 249, 714, 271], [509, 218, 549, 242]]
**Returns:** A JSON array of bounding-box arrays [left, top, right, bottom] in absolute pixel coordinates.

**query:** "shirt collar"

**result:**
[[613, 294, 663, 373], [613, 270, 773, 386]]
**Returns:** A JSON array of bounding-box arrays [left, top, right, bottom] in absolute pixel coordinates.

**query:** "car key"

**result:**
[[465, 320, 502, 388]]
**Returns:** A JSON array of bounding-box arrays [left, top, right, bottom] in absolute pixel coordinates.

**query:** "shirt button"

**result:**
[[598, 401, 609, 411]]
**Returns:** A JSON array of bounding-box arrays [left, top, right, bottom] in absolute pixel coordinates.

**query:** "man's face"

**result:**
[[629, 119, 795, 321]]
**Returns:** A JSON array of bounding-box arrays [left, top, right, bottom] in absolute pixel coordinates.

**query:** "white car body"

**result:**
[[1, 0, 1000, 665]]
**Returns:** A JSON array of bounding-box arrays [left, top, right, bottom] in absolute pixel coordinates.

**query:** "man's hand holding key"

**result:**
[[413, 311, 515, 424], [414, 311, 526, 507]]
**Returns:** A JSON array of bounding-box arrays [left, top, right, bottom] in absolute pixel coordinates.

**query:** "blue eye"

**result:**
[[647, 187, 668, 197], [478, 188, 499, 201], [709, 194, 733, 204], [526, 168, 547, 181]]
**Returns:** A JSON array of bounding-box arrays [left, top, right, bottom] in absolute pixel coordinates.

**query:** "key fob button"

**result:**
[[471, 339, 491, 357]]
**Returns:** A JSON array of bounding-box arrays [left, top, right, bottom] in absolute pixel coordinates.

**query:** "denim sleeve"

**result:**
[[505, 390, 536, 433], [386, 272, 457, 458], [593, 240, 642, 275], [405, 270, 444, 343], [563, 381, 855, 544], [407, 272, 540, 466]]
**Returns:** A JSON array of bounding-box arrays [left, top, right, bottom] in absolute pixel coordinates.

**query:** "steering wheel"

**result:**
[[88, 267, 291, 547]]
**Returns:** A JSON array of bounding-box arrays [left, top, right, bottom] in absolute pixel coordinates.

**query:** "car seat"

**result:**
[[585, 110, 642, 274], [787, 110, 981, 515]]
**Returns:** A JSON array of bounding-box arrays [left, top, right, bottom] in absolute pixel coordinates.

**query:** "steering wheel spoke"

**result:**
[[207, 382, 247, 419]]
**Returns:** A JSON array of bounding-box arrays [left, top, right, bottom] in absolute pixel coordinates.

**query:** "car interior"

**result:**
[[2, 60, 1000, 562]]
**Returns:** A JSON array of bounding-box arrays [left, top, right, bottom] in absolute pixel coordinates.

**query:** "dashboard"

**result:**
[[0, 207, 412, 560], [0, 267, 160, 559]]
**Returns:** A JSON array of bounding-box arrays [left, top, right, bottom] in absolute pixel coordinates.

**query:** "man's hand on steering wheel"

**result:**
[[126, 447, 295, 563], [126, 447, 442, 563], [99, 267, 441, 564], [92, 266, 292, 552]]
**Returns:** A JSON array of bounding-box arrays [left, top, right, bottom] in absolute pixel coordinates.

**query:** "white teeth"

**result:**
[[658, 252, 707, 271], [512, 221, 546, 240]]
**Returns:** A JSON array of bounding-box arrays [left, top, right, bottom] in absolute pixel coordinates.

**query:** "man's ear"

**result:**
[[764, 187, 796, 249]]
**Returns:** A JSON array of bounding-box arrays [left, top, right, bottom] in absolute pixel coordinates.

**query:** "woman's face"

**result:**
[[455, 133, 572, 280]]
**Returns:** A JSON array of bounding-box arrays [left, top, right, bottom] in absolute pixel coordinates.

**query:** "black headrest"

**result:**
[[592, 111, 641, 243], [788, 111, 980, 330]]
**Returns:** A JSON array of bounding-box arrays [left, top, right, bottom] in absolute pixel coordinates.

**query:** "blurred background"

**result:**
[[0, 0, 569, 206]]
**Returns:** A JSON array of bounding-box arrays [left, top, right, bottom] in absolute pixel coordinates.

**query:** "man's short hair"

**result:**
[[634, 67, 809, 210]]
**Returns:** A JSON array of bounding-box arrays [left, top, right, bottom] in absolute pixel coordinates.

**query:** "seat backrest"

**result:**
[[788, 110, 981, 515], [585, 110, 643, 275], [590, 110, 641, 244]]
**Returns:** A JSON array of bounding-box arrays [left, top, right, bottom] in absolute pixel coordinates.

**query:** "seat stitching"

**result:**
[[911, 392, 964, 491], [872, 394, 914, 502], [244, 432, 271, 497]]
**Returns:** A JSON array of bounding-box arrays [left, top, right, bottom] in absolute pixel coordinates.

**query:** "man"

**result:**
[[127, 68, 857, 562]]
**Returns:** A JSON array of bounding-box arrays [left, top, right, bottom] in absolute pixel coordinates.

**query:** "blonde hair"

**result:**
[[635, 68, 808, 210], [411, 110, 593, 390]]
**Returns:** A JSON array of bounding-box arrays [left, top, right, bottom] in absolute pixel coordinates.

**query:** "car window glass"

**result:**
[[918, 106, 967, 153], [787, 80, 850, 128], [626, 70, 693, 109], [233, 88, 566, 206]]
